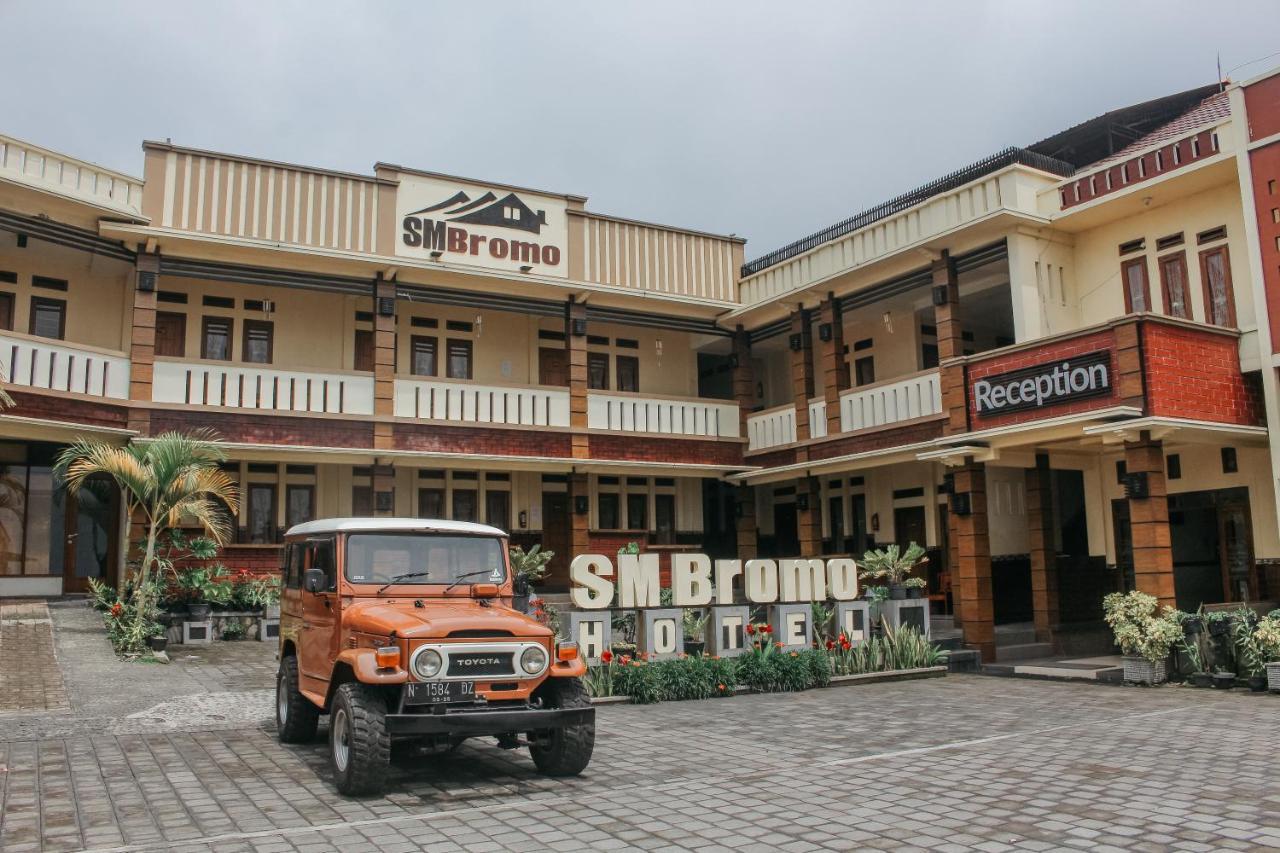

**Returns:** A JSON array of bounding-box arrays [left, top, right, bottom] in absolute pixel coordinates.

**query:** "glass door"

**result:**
[[64, 475, 119, 594]]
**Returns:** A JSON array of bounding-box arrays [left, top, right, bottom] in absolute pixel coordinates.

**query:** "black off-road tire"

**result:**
[[329, 682, 390, 796], [276, 656, 320, 744], [529, 677, 594, 777]]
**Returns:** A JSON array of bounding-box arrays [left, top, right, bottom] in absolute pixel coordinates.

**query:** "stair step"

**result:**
[[944, 649, 982, 672], [994, 624, 1037, 646], [994, 642, 1055, 662]]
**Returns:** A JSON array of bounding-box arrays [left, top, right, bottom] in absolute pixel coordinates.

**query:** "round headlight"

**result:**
[[520, 645, 548, 675], [412, 648, 442, 680]]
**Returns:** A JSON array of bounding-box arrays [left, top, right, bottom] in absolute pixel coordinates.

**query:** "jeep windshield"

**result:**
[[345, 534, 506, 588]]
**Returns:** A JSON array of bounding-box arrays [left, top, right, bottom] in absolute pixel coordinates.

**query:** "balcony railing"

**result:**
[[0, 134, 145, 218], [152, 361, 373, 415], [395, 377, 569, 427], [809, 398, 828, 440], [0, 332, 130, 400], [588, 392, 740, 438], [746, 404, 796, 451], [840, 370, 942, 432]]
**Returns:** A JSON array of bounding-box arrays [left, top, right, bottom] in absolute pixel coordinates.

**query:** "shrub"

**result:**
[[860, 542, 927, 586], [1103, 591, 1183, 664], [221, 621, 246, 641], [613, 657, 662, 704], [1254, 613, 1280, 662], [87, 577, 119, 611]]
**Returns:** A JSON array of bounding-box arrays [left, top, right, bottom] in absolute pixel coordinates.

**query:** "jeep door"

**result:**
[[298, 536, 339, 692]]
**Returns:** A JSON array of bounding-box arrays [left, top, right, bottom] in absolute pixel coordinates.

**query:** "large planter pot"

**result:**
[[1122, 656, 1167, 685], [187, 603, 211, 620], [906, 586, 923, 600], [264, 604, 280, 620], [1188, 672, 1213, 688], [1209, 618, 1231, 638], [1212, 671, 1236, 690], [684, 640, 705, 657], [1247, 675, 1268, 693], [1182, 617, 1203, 636], [1267, 662, 1280, 693], [889, 584, 907, 601], [147, 636, 168, 653]]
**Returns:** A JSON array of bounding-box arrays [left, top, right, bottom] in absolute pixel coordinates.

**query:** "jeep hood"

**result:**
[[343, 597, 551, 640]]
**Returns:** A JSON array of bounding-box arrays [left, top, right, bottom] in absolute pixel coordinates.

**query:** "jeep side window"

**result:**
[[307, 537, 337, 592], [284, 543, 303, 589]]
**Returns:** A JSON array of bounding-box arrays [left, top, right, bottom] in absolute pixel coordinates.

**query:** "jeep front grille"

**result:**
[[446, 651, 514, 677]]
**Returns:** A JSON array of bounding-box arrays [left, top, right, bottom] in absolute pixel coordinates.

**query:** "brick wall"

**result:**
[[807, 419, 944, 461], [150, 410, 375, 448], [8, 391, 129, 429], [393, 423, 573, 457], [173, 545, 283, 577], [587, 434, 745, 466], [1142, 323, 1263, 425], [586, 533, 701, 588]]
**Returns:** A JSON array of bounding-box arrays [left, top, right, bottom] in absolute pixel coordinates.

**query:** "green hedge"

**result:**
[[591, 648, 832, 704]]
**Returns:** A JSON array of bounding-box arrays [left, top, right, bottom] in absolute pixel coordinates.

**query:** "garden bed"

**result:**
[[588, 664, 947, 705]]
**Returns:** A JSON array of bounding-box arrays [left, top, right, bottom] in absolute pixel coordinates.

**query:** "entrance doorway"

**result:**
[[893, 506, 925, 551], [772, 502, 798, 556], [538, 348, 568, 386], [541, 492, 571, 590], [62, 475, 121, 594]]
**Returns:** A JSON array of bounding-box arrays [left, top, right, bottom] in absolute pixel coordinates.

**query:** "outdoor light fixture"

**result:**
[[951, 492, 972, 516], [1121, 472, 1149, 500], [518, 510, 528, 529], [520, 264, 533, 273], [377, 296, 395, 317], [932, 285, 949, 306], [574, 495, 589, 515], [789, 333, 803, 352], [818, 323, 833, 342], [796, 493, 809, 512], [871, 512, 880, 532], [571, 318, 587, 337], [136, 271, 156, 293], [429, 250, 444, 259], [16, 234, 27, 248]]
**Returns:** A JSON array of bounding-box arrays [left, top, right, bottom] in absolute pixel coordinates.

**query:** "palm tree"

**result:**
[[55, 429, 240, 613], [0, 367, 13, 409]]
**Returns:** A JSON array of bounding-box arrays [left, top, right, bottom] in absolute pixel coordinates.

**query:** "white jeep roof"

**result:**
[[284, 517, 507, 538]]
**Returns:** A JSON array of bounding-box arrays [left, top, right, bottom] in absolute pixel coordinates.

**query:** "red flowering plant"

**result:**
[[583, 648, 618, 698]]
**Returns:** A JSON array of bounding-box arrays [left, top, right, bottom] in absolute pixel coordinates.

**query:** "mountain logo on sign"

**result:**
[[407, 190, 548, 235]]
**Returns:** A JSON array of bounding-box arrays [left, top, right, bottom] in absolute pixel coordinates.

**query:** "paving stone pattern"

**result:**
[[0, 600, 68, 713], [1, 601, 1279, 851]]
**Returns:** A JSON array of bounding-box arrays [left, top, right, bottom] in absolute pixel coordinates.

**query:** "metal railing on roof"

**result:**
[[741, 147, 1076, 277]]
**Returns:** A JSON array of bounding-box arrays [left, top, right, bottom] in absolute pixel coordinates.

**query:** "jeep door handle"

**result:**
[[302, 622, 311, 628]]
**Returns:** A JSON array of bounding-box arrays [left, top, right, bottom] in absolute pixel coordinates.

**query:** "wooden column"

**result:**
[[954, 459, 995, 661], [797, 477, 821, 556], [373, 274, 396, 451], [569, 472, 591, 558], [933, 252, 968, 436], [735, 486, 758, 554], [731, 326, 755, 436], [1026, 453, 1059, 645], [1125, 433, 1175, 609], [789, 308, 815, 447], [127, 253, 159, 434], [817, 293, 848, 437], [566, 302, 589, 459]]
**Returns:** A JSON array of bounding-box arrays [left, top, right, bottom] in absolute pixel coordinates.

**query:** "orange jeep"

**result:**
[[274, 518, 593, 795]]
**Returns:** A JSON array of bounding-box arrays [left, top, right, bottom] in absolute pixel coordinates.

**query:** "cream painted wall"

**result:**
[[1006, 230, 1080, 340], [986, 466, 1029, 557], [0, 235, 132, 351], [1070, 183, 1253, 331]]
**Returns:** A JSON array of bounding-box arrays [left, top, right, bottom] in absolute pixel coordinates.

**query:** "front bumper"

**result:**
[[385, 705, 594, 737]]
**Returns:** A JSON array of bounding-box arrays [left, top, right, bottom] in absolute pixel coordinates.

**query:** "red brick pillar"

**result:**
[[731, 326, 755, 437], [817, 293, 848, 437], [1026, 454, 1059, 645], [954, 459, 995, 661], [797, 477, 820, 556], [373, 274, 396, 451], [128, 253, 159, 434], [566, 302, 589, 459], [789, 309, 815, 447], [1125, 433, 1175, 609], [569, 472, 591, 560], [933, 252, 967, 436]]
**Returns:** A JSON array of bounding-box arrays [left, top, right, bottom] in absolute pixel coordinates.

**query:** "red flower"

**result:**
[[840, 639, 851, 650], [109, 602, 123, 617], [838, 633, 848, 644], [762, 625, 773, 635], [775, 641, 784, 649], [825, 640, 835, 650], [601, 650, 613, 663], [790, 651, 799, 657], [745, 624, 755, 636], [620, 655, 632, 664], [717, 683, 726, 691]]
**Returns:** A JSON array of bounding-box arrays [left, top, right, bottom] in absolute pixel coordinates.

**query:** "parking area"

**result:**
[[1, 601, 1278, 852]]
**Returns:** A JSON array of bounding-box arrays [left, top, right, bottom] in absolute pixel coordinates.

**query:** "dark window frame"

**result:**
[[1120, 258, 1151, 314], [285, 484, 315, 529], [154, 311, 187, 358], [445, 338, 473, 380], [246, 483, 277, 544], [616, 354, 639, 393], [597, 492, 621, 530], [411, 335, 438, 377], [28, 296, 66, 340], [201, 316, 234, 361], [0, 291, 13, 331], [242, 318, 274, 364], [1157, 252, 1192, 320], [587, 351, 610, 390], [1199, 245, 1236, 327]]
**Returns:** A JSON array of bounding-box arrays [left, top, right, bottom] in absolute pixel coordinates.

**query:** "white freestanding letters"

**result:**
[[714, 559, 743, 604], [617, 553, 662, 608], [638, 608, 683, 660], [708, 606, 749, 657], [744, 559, 779, 603], [672, 553, 713, 606], [566, 611, 611, 662], [779, 559, 826, 602], [569, 554, 615, 609], [770, 603, 811, 651], [826, 558, 859, 600]]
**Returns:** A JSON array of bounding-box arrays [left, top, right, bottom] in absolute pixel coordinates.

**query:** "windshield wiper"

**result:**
[[443, 570, 498, 594], [377, 571, 430, 594]]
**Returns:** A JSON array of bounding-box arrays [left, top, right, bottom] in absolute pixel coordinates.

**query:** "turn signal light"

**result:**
[[375, 646, 400, 669], [557, 642, 579, 662]]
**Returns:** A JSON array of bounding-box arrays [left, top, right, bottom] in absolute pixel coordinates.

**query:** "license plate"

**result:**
[[404, 680, 476, 705]]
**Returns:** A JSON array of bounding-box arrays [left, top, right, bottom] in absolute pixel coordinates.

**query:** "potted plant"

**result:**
[[683, 609, 709, 656], [859, 543, 927, 601], [176, 567, 213, 619], [508, 544, 554, 614], [239, 575, 281, 619], [1232, 607, 1277, 692], [1182, 613, 1203, 636], [148, 634, 168, 653], [1102, 591, 1182, 686], [903, 577, 928, 599], [1211, 670, 1236, 690], [1252, 611, 1280, 693], [1207, 611, 1232, 638]]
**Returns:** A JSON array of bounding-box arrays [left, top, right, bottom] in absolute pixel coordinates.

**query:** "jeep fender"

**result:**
[[336, 648, 410, 686], [547, 656, 587, 678]]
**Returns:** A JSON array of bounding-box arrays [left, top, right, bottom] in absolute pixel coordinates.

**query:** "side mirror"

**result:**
[[303, 568, 326, 593]]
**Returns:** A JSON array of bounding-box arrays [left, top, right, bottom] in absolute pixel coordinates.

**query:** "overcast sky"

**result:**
[[2, 2, 1277, 259]]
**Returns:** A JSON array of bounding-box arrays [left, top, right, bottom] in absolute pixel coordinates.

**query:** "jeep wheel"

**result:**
[[329, 683, 390, 796], [529, 677, 594, 777], [276, 656, 319, 744]]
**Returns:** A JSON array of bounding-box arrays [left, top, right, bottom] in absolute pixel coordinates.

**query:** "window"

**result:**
[[242, 319, 273, 364], [352, 486, 373, 516], [247, 484, 276, 544], [283, 544, 302, 589], [921, 343, 939, 369], [598, 493, 620, 530], [155, 312, 187, 357], [29, 297, 65, 340], [854, 356, 875, 387], [306, 536, 337, 592], [627, 493, 647, 530], [1158, 254, 1191, 320], [1121, 259, 1150, 313], [452, 488, 477, 522], [616, 355, 639, 393], [655, 494, 676, 544], [418, 487, 444, 519], [354, 329, 374, 372], [587, 352, 610, 390], [285, 485, 314, 529], [202, 317, 233, 360], [0, 292, 13, 331], [446, 339, 472, 379], [411, 336, 437, 376], [1200, 246, 1235, 327], [345, 534, 504, 586], [485, 490, 510, 531]]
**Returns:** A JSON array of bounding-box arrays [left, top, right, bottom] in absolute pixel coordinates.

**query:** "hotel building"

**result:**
[[4, 67, 1280, 660]]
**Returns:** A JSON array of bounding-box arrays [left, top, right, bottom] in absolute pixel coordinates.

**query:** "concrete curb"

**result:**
[[589, 665, 947, 704]]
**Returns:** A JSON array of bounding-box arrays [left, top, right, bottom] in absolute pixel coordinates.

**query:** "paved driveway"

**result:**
[[1, 601, 1278, 852]]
